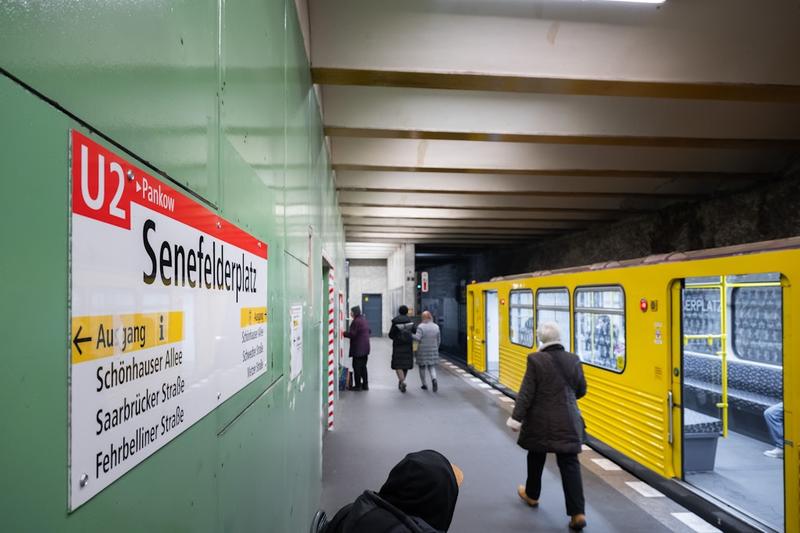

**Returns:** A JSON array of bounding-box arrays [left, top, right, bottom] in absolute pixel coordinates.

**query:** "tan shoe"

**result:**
[[569, 514, 587, 530], [517, 485, 539, 507]]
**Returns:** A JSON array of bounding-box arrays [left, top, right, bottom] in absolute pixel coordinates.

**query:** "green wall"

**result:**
[[0, 1, 344, 531]]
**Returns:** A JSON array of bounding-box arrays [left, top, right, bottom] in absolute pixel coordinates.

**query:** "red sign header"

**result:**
[[71, 130, 267, 259]]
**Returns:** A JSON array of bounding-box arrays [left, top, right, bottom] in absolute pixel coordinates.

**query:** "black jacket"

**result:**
[[323, 491, 439, 533], [324, 450, 459, 533], [511, 344, 587, 454], [388, 315, 416, 370]]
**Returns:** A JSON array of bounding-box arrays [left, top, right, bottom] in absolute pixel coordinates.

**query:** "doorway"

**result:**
[[485, 291, 500, 378], [361, 293, 383, 337], [678, 273, 784, 531]]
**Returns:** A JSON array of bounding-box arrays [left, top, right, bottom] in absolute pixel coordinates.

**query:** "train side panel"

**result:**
[[470, 247, 800, 532]]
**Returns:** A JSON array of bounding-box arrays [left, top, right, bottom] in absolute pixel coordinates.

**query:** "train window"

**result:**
[[536, 288, 571, 351], [682, 284, 722, 357], [683, 273, 783, 365], [731, 286, 782, 366], [509, 290, 534, 347], [574, 286, 626, 372]]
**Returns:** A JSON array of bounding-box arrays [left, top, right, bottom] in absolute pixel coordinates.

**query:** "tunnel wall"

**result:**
[[489, 173, 800, 275], [0, 2, 344, 532]]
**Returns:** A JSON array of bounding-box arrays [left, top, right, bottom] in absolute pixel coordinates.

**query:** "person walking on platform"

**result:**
[[343, 306, 371, 391], [413, 311, 441, 392], [506, 321, 588, 531], [389, 305, 416, 393]]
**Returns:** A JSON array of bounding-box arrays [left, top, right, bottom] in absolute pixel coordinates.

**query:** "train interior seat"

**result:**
[[683, 353, 782, 442]]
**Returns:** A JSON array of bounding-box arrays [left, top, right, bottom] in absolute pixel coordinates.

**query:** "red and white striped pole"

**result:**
[[338, 291, 345, 389], [327, 270, 336, 430]]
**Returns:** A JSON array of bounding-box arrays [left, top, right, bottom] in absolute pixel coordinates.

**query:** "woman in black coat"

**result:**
[[507, 321, 588, 531], [388, 305, 416, 393]]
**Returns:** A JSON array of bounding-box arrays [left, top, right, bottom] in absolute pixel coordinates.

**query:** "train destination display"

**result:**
[[69, 130, 268, 509]]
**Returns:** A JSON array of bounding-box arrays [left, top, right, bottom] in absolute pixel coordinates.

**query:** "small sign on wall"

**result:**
[[290, 304, 304, 380], [421, 271, 429, 293]]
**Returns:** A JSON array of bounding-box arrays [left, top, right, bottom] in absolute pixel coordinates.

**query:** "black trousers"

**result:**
[[353, 356, 368, 388], [526, 451, 585, 516]]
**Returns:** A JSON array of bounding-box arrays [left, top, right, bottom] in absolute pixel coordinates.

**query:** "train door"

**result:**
[[485, 291, 500, 378], [675, 274, 784, 531], [468, 288, 486, 372]]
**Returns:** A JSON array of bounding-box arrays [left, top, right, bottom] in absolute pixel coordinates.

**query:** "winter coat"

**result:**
[[324, 450, 459, 533], [388, 315, 416, 370], [343, 314, 370, 358], [511, 344, 587, 454], [413, 322, 441, 366], [323, 491, 439, 533]]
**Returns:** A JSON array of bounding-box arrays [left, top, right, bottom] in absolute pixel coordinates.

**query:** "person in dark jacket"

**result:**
[[506, 321, 588, 531], [343, 306, 371, 390], [388, 305, 416, 393], [323, 450, 462, 533]]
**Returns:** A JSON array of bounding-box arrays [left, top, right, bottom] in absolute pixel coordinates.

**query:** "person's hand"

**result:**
[[506, 417, 522, 432]]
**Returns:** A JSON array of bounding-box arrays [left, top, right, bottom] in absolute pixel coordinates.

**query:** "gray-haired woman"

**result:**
[[506, 321, 588, 531], [413, 311, 441, 392]]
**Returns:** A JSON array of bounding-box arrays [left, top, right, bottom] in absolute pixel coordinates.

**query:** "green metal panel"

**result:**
[[0, 0, 346, 530], [0, 0, 222, 204]]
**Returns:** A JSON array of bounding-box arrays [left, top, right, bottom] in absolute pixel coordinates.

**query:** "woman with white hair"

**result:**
[[506, 321, 588, 531]]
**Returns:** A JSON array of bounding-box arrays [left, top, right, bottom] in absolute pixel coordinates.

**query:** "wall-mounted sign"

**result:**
[[421, 271, 429, 293], [69, 130, 268, 510], [290, 304, 303, 380]]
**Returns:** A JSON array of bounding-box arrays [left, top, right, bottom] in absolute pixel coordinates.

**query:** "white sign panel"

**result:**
[[421, 271, 429, 293], [290, 304, 304, 379], [69, 130, 268, 509]]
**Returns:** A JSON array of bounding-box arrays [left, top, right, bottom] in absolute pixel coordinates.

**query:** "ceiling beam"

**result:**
[[321, 86, 800, 141], [313, 68, 800, 103], [332, 164, 772, 182], [311, 1, 800, 94], [343, 217, 587, 229], [325, 126, 800, 150], [334, 170, 739, 196], [338, 190, 668, 211], [330, 137, 784, 175], [344, 225, 563, 235], [340, 203, 642, 215], [337, 186, 695, 200], [340, 205, 626, 220], [345, 236, 523, 244], [347, 230, 536, 238]]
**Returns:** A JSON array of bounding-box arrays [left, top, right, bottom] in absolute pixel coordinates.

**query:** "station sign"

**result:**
[[69, 130, 268, 509], [421, 271, 429, 293]]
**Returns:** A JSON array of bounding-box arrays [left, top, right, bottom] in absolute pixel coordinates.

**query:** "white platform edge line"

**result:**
[[671, 512, 722, 533], [591, 458, 622, 471], [625, 481, 665, 498]]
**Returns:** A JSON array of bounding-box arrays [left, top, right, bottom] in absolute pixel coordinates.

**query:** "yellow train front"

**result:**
[[467, 239, 798, 533]]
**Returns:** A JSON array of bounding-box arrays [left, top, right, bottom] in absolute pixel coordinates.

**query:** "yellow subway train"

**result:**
[[467, 238, 798, 533]]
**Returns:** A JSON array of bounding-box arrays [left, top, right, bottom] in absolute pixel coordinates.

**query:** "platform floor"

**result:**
[[686, 431, 783, 531], [322, 338, 723, 533]]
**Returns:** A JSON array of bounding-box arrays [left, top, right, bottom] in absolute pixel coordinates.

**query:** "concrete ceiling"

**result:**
[[307, 0, 800, 257]]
